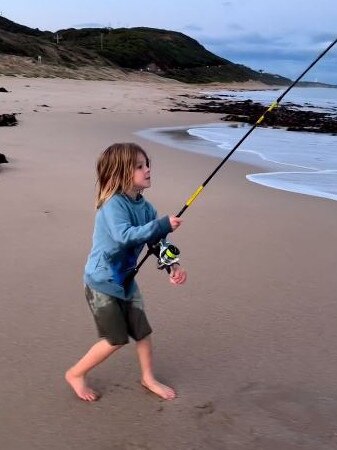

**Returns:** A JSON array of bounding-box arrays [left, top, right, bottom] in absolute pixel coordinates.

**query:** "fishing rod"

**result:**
[[128, 37, 337, 283]]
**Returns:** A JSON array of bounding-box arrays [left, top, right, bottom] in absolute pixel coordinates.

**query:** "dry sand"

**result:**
[[1, 75, 337, 450]]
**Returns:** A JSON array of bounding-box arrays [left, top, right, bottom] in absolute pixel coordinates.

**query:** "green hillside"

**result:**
[[0, 16, 291, 84]]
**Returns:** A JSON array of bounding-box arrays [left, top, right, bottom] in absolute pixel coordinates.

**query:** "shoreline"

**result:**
[[137, 121, 337, 203], [1, 76, 337, 450]]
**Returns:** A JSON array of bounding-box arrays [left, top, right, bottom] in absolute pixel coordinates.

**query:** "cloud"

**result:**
[[200, 32, 290, 48], [227, 23, 244, 31], [196, 31, 337, 83], [309, 32, 337, 44], [73, 22, 106, 29], [200, 31, 336, 60], [183, 24, 203, 32]]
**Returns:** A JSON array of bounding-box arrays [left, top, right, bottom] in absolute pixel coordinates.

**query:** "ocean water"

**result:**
[[137, 87, 337, 202]]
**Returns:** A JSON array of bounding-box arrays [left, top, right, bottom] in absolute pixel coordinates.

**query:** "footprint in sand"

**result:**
[[193, 400, 215, 418]]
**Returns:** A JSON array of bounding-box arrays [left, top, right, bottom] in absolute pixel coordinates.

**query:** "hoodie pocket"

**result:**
[[92, 254, 112, 283]]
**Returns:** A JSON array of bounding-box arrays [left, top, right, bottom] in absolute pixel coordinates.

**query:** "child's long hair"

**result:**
[[96, 143, 149, 209]]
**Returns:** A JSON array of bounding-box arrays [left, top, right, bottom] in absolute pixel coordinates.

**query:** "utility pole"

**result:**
[[54, 33, 62, 45], [100, 32, 104, 50]]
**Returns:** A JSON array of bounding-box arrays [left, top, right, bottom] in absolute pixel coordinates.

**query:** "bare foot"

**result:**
[[65, 370, 99, 402], [141, 378, 176, 400]]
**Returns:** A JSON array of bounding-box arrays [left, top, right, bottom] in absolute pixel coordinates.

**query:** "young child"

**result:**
[[66, 142, 187, 401]]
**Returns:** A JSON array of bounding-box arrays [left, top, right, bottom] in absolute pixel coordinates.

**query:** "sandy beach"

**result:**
[[1, 75, 337, 450]]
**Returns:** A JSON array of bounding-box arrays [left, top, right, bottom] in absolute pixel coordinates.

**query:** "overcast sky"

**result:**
[[1, 0, 336, 83]]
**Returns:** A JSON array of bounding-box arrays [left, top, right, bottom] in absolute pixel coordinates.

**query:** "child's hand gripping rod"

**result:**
[[125, 38, 337, 286]]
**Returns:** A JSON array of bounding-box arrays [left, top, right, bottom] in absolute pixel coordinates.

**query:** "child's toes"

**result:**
[[83, 389, 99, 401]]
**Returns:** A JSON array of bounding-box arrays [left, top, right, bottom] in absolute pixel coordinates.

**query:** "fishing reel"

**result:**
[[156, 241, 180, 271]]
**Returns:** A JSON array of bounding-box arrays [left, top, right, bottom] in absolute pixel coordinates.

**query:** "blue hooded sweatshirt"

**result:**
[[84, 193, 172, 300]]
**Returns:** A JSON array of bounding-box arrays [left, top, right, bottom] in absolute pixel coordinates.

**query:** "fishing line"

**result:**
[[128, 37, 337, 283]]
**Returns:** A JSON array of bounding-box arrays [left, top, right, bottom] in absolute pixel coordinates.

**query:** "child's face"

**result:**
[[132, 152, 151, 191]]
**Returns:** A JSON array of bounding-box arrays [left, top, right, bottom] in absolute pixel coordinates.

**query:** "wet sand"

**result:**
[[1, 76, 337, 450]]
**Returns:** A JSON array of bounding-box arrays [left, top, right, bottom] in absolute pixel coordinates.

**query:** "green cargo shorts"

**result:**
[[84, 285, 152, 346]]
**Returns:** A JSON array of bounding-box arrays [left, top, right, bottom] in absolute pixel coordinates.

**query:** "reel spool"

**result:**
[[157, 241, 180, 270]]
